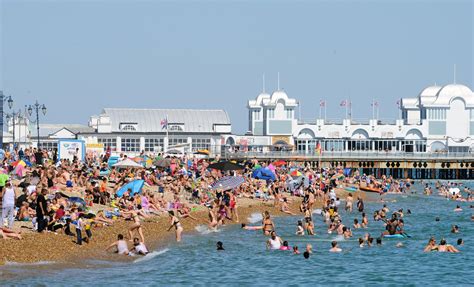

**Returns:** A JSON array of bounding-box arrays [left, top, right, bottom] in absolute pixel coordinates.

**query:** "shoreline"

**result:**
[[0, 189, 367, 266]]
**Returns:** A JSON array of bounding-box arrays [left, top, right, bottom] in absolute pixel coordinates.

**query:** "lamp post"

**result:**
[[0, 90, 14, 148], [27, 101, 47, 148]]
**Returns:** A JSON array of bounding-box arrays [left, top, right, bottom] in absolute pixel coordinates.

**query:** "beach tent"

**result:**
[[211, 176, 245, 191], [116, 179, 145, 197], [113, 158, 143, 169], [252, 167, 276, 181]]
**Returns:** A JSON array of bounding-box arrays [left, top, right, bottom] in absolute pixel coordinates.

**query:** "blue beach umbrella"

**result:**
[[116, 179, 145, 197], [69, 197, 87, 208], [210, 176, 245, 190], [252, 167, 276, 181]]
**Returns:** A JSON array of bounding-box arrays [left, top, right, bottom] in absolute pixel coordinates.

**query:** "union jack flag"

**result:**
[[320, 100, 325, 107], [161, 118, 168, 130], [340, 100, 347, 107]]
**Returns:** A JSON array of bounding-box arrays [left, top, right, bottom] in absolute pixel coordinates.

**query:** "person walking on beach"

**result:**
[[168, 210, 183, 242], [1, 181, 16, 229], [36, 188, 48, 233], [123, 205, 149, 243]]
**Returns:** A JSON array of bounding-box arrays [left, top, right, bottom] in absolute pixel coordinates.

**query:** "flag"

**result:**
[[320, 100, 325, 107], [340, 100, 347, 107], [160, 117, 168, 130], [371, 101, 379, 107], [396, 99, 401, 107], [315, 142, 322, 155]]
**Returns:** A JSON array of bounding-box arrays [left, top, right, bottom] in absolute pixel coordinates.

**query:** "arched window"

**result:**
[[121, 124, 136, 131]]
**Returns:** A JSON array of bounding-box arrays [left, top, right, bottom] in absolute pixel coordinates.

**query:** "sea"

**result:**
[[1, 182, 473, 286]]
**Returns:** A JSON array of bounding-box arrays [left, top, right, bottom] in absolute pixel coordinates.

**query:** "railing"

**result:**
[[224, 150, 474, 160]]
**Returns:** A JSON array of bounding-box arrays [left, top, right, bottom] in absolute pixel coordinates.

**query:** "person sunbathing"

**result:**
[[0, 227, 23, 240]]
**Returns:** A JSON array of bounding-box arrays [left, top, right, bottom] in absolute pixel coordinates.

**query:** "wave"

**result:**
[[134, 249, 169, 263], [195, 224, 220, 235], [247, 212, 263, 224], [312, 209, 322, 215], [4, 261, 55, 266]]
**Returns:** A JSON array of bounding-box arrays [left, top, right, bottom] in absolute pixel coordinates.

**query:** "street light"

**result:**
[[0, 90, 13, 148], [27, 100, 47, 148]]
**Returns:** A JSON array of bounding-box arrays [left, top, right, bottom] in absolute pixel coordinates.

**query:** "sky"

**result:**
[[1, 0, 473, 133]]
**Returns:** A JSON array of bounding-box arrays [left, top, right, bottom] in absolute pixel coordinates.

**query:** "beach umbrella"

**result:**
[[194, 149, 210, 156], [210, 176, 245, 190], [154, 158, 171, 168], [208, 161, 244, 171], [132, 157, 145, 163], [113, 158, 143, 168], [12, 160, 27, 167], [267, 164, 276, 173], [116, 179, 145, 197], [273, 160, 286, 167], [290, 170, 302, 178], [68, 197, 87, 208], [252, 167, 276, 181], [13, 165, 25, 177]]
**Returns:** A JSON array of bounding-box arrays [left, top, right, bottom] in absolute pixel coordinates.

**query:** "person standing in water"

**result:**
[[168, 210, 184, 242], [266, 231, 283, 250], [357, 197, 364, 213]]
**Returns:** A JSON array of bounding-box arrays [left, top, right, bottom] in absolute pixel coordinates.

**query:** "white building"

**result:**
[[82, 108, 231, 155], [223, 83, 474, 154]]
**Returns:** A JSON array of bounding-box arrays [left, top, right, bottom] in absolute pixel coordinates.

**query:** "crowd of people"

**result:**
[[0, 146, 472, 260]]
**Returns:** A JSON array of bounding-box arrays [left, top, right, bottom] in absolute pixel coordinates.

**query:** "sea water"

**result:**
[[1, 183, 473, 286]]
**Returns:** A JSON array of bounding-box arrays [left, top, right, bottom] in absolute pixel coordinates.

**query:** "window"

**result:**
[[144, 138, 164, 152], [427, 108, 446, 120], [285, 109, 293, 119], [169, 125, 183, 131], [121, 138, 140, 152], [168, 138, 187, 146], [98, 138, 117, 151], [268, 108, 275, 119], [119, 123, 138, 131], [38, 141, 57, 151], [253, 110, 261, 121], [192, 138, 211, 151]]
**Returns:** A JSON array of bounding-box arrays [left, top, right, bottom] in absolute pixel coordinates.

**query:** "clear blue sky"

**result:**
[[1, 0, 473, 133]]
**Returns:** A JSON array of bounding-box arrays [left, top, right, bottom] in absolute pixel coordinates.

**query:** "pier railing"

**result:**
[[224, 150, 474, 161]]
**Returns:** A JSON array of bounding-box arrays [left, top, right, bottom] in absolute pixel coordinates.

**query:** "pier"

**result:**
[[224, 150, 474, 179]]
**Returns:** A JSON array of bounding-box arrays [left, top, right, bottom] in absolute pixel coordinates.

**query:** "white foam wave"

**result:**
[[195, 224, 220, 234], [134, 249, 169, 263], [4, 261, 55, 266], [247, 212, 263, 224], [333, 235, 345, 242]]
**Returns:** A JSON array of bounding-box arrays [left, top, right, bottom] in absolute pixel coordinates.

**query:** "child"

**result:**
[[296, 220, 305, 236]]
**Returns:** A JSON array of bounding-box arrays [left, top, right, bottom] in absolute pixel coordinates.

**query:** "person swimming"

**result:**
[[280, 241, 291, 251], [451, 225, 459, 234], [303, 251, 310, 259], [216, 241, 225, 250], [329, 241, 342, 252], [293, 246, 300, 254]]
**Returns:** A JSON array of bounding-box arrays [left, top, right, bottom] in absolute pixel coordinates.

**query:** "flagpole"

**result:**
[[166, 114, 169, 150], [324, 101, 327, 122], [319, 101, 322, 119], [372, 99, 375, 119], [345, 99, 348, 119]]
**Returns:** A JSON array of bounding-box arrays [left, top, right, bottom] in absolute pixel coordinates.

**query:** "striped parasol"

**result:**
[[211, 176, 245, 191]]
